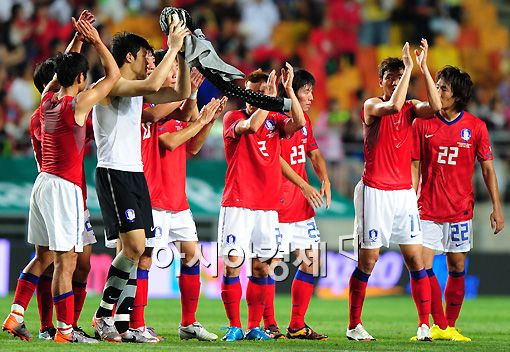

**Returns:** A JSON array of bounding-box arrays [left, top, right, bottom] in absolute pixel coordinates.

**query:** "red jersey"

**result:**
[[412, 111, 493, 222], [40, 92, 86, 187], [29, 106, 43, 169], [157, 119, 190, 211], [362, 100, 415, 190], [279, 113, 318, 223], [222, 109, 289, 210]]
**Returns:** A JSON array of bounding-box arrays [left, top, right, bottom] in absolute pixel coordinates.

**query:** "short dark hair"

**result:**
[[154, 49, 167, 66], [33, 58, 56, 93], [54, 52, 89, 88], [277, 68, 315, 98], [246, 69, 269, 84], [378, 57, 404, 79], [436, 65, 473, 111], [110, 32, 153, 68]]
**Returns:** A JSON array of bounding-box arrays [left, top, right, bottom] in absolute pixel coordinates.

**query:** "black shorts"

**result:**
[[96, 167, 154, 241]]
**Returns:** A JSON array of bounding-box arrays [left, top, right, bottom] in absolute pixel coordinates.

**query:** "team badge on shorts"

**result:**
[[125, 209, 136, 222], [226, 234, 236, 244], [154, 226, 162, 238], [368, 229, 378, 242], [265, 120, 276, 131], [461, 128, 471, 141]]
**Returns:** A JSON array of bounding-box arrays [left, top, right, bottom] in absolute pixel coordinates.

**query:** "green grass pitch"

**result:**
[[0, 294, 509, 351]]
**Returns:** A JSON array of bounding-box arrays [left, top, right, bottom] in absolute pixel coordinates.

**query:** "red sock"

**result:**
[[13, 272, 39, 311], [221, 276, 242, 328], [53, 291, 74, 335], [426, 269, 447, 329], [179, 265, 201, 326], [246, 276, 267, 329], [445, 271, 465, 327], [263, 277, 276, 328], [410, 269, 431, 327], [348, 268, 369, 329], [72, 281, 87, 328], [289, 270, 314, 330], [36, 275, 53, 330], [130, 269, 148, 329]]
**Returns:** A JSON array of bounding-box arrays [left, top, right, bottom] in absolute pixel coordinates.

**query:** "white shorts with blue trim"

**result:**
[[421, 219, 473, 254], [217, 206, 280, 259], [279, 217, 321, 254], [28, 172, 84, 253], [82, 209, 97, 247], [353, 180, 422, 250]]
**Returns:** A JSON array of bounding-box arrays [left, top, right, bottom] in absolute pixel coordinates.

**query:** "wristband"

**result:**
[[189, 90, 198, 100]]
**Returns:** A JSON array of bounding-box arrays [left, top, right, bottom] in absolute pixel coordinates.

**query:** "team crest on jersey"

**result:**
[[368, 229, 378, 242], [125, 209, 136, 222], [460, 128, 471, 141], [265, 120, 276, 131], [301, 126, 308, 137]]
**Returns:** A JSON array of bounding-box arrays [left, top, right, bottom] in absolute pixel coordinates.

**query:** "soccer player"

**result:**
[[2, 11, 100, 342], [92, 18, 191, 342], [411, 66, 504, 341], [263, 69, 330, 340], [346, 40, 441, 341], [218, 65, 305, 341], [3, 17, 120, 343]]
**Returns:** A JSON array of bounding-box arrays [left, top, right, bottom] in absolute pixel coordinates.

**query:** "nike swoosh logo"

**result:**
[[425, 134, 434, 138], [150, 226, 156, 231], [455, 243, 464, 247], [108, 295, 116, 300], [410, 234, 419, 238], [128, 307, 133, 311]]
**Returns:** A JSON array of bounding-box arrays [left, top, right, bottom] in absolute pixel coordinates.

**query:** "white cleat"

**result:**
[[346, 323, 376, 341], [179, 322, 218, 341], [415, 324, 432, 341]]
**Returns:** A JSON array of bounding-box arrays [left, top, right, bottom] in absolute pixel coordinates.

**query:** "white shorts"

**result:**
[[217, 206, 280, 259], [83, 209, 97, 246], [28, 172, 84, 253], [279, 218, 321, 254], [104, 208, 197, 248], [353, 180, 422, 249], [422, 219, 473, 254]]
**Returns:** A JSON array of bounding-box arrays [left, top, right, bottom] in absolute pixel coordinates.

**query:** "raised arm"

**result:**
[[364, 42, 413, 125], [412, 38, 441, 117], [74, 19, 121, 126], [180, 68, 205, 122], [281, 63, 305, 135], [145, 54, 191, 104], [158, 98, 222, 152], [65, 10, 95, 54], [187, 97, 227, 155], [235, 70, 277, 135], [480, 159, 505, 234], [280, 156, 324, 208]]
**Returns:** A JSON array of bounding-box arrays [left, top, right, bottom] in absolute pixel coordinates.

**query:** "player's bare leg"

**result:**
[[346, 248, 378, 341], [400, 244, 432, 341], [176, 241, 217, 341], [3, 245, 53, 341], [287, 248, 327, 340], [444, 252, 471, 341]]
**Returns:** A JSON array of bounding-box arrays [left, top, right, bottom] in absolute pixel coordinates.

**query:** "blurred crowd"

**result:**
[[1, 0, 509, 199]]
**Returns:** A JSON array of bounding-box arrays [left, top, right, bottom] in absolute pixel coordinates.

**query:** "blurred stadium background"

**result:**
[[0, 0, 510, 301]]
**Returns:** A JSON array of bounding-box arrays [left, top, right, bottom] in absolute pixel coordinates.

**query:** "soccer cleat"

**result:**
[[244, 327, 272, 340], [54, 329, 99, 343], [447, 327, 471, 341], [346, 323, 375, 341], [221, 326, 244, 341], [265, 324, 285, 339], [38, 327, 57, 340], [286, 324, 328, 340], [121, 328, 159, 343], [179, 321, 218, 341], [2, 314, 33, 341], [430, 324, 451, 340], [146, 326, 167, 341], [73, 326, 95, 339], [92, 316, 121, 342], [411, 324, 432, 342]]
